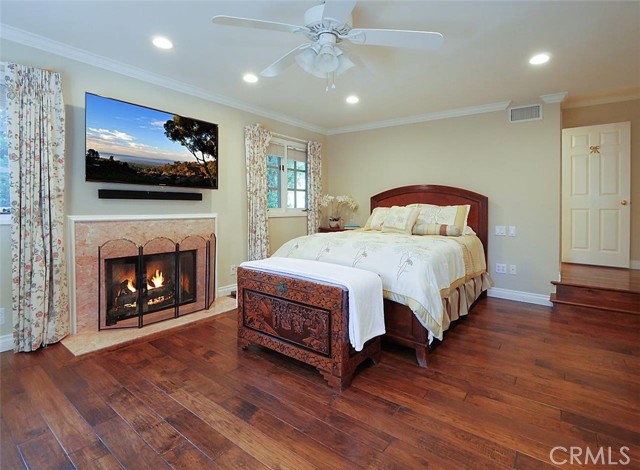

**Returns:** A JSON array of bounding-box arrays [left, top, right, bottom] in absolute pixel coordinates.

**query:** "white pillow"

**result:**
[[381, 206, 420, 234], [409, 203, 470, 234], [363, 207, 390, 231]]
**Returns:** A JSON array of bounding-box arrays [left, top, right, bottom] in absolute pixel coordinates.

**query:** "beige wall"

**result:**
[[268, 216, 308, 255], [0, 39, 326, 338], [562, 99, 640, 263], [325, 104, 562, 297]]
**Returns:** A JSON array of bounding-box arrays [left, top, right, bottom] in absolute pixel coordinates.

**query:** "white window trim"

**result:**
[[267, 136, 308, 219], [268, 208, 307, 218]]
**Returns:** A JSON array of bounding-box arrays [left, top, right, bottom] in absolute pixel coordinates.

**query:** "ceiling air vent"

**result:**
[[508, 104, 542, 123]]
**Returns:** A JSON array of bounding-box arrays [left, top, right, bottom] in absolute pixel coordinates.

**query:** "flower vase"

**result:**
[[329, 219, 342, 229]]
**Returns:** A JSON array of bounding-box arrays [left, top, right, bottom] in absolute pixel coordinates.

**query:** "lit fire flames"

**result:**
[[124, 270, 165, 292], [148, 269, 164, 289]]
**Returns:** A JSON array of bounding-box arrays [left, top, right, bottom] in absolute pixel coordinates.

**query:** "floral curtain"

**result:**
[[307, 140, 322, 235], [6, 63, 69, 352], [244, 123, 272, 260]]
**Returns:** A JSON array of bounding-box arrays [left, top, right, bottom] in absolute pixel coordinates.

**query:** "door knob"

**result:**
[[621, 200, 628, 205]]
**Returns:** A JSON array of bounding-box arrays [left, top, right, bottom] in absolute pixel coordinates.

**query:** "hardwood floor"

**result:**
[[2, 297, 639, 469], [551, 263, 640, 314], [557, 263, 640, 293]]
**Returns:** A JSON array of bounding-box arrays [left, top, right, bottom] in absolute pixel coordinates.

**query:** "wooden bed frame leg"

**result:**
[[371, 348, 382, 365], [415, 346, 429, 368]]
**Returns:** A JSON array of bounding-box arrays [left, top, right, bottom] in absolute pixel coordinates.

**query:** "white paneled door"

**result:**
[[561, 122, 631, 267]]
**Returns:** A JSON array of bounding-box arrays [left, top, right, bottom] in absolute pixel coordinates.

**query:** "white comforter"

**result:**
[[273, 231, 482, 340]]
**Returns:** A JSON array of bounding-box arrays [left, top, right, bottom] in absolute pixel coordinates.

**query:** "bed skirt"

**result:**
[[383, 271, 491, 367], [440, 271, 493, 337]]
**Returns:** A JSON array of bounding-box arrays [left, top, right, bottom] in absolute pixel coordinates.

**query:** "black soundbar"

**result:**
[[98, 189, 202, 201]]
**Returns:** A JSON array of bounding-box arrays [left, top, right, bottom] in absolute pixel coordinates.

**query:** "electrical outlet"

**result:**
[[0, 307, 5, 325], [495, 225, 506, 236], [229, 264, 237, 276], [495, 263, 507, 274], [509, 264, 517, 275], [508, 225, 517, 237]]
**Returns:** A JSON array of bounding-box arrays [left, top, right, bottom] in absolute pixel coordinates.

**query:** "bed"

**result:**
[[272, 184, 490, 367]]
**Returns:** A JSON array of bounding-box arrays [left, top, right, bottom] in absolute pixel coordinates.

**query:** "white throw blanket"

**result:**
[[240, 257, 385, 351]]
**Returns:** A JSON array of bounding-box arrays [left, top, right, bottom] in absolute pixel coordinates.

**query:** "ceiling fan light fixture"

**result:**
[[295, 47, 318, 76], [333, 47, 354, 75], [295, 44, 354, 79], [315, 43, 339, 73]]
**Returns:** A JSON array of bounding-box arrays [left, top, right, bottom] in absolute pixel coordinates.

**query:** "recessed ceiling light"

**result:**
[[346, 95, 359, 104], [152, 36, 173, 50], [243, 73, 259, 83], [529, 53, 550, 65]]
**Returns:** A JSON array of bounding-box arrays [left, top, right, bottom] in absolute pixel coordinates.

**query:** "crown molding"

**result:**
[[540, 92, 568, 104], [326, 100, 512, 135], [562, 91, 640, 109], [0, 24, 327, 135]]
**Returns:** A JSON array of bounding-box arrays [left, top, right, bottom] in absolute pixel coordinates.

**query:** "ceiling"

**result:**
[[1, 1, 639, 134]]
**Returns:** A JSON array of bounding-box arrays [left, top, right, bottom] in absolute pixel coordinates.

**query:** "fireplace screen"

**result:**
[[98, 235, 214, 329]]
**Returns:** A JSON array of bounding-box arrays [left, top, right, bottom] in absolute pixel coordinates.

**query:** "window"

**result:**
[[0, 75, 9, 225], [266, 137, 307, 217]]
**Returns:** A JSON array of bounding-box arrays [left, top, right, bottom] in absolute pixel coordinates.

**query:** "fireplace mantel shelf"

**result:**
[[68, 213, 218, 222]]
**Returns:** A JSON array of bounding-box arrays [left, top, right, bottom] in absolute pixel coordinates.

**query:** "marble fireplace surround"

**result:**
[[68, 214, 217, 335]]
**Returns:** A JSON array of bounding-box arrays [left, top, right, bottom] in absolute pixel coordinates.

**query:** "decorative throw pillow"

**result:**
[[381, 206, 420, 234], [418, 223, 461, 236], [410, 203, 470, 234], [363, 207, 390, 231]]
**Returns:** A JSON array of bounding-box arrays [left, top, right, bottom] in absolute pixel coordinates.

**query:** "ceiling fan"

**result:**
[[212, 1, 443, 89]]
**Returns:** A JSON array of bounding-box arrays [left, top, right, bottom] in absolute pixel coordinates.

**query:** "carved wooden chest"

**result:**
[[237, 266, 381, 389]]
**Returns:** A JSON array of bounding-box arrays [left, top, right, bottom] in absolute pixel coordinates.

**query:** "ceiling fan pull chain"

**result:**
[[325, 72, 337, 92]]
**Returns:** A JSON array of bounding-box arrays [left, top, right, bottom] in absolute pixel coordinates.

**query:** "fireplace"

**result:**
[[98, 235, 214, 329]]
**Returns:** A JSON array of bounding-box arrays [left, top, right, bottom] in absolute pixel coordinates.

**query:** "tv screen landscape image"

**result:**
[[85, 93, 218, 190]]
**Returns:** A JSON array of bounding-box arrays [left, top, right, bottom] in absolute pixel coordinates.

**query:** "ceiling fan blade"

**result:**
[[322, 0, 357, 24], [346, 28, 444, 50], [212, 15, 309, 35], [260, 44, 313, 77]]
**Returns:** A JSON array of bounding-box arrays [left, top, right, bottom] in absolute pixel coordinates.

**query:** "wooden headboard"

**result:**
[[370, 184, 489, 259]]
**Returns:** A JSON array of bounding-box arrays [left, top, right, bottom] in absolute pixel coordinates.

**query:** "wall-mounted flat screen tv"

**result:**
[[85, 93, 218, 190]]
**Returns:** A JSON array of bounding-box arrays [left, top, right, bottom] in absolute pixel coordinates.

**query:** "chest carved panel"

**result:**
[[243, 290, 330, 355]]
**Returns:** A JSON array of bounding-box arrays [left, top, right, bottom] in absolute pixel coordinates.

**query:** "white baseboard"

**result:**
[[220, 282, 549, 307], [487, 287, 553, 307], [630, 260, 640, 270], [0, 333, 12, 352], [218, 283, 237, 297]]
